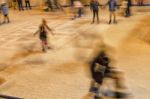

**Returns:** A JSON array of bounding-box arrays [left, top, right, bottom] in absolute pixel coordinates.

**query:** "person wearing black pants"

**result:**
[[89, 50, 128, 99], [138, 0, 143, 6], [17, 0, 24, 10], [70, 0, 74, 7], [126, 0, 132, 17], [25, 0, 32, 10], [90, 0, 100, 24]]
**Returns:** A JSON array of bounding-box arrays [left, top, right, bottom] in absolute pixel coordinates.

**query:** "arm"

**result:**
[[34, 30, 39, 36], [45, 24, 54, 35]]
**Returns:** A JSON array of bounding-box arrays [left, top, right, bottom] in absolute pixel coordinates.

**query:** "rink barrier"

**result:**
[[0, 94, 23, 99]]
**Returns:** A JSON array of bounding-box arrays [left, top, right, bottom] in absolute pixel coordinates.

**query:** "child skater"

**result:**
[[34, 19, 54, 52]]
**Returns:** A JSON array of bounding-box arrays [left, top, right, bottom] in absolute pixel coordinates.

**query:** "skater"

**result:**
[[34, 19, 54, 52], [12, 0, 17, 10], [25, 0, 32, 10], [54, 0, 59, 9], [47, 0, 54, 11], [90, 0, 101, 24], [17, 0, 24, 11], [125, 0, 132, 17], [138, 0, 143, 6], [88, 50, 128, 99], [105, 0, 118, 24], [70, 0, 74, 7], [0, 6, 1, 25], [72, 0, 84, 19], [1, 2, 10, 23]]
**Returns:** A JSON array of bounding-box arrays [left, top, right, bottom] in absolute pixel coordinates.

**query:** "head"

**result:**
[[42, 19, 47, 25], [1, 2, 6, 6]]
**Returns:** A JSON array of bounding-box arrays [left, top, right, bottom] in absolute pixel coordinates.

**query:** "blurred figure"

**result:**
[[34, 19, 54, 52], [125, 0, 132, 17], [121, 0, 128, 16], [1, 2, 10, 23], [54, 0, 59, 9], [70, 0, 74, 7], [138, 0, 143, 6], [105, 0, 118, 24], [90, 0, 101, 24], [54, 0, 64, 11], [0, 7, 1, 25], [47, 0, 54, 11], [17, 0, 24, 11], [72, 0, 84, 19], [12, 0, 17, 10], [88, 50, 128, 99], [25, 0, 32, 10]]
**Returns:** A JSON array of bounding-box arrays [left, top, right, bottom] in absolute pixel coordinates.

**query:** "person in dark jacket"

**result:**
[[25, 0, 32, 10], [125, 0, 132, 17], [105, 0, 118, 24], [17, 0, 24, 11], [90, 0, 101, 24], [89, 50, 128, 99]]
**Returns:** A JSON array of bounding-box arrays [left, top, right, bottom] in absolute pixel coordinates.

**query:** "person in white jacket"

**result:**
[[72, 0, 84, 19]]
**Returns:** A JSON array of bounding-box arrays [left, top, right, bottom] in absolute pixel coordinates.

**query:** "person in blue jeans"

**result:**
[[126, 0, 132, 17], [1, 3, 10, 23], [90, 0, 101, 24], [105, 0, 118, 24], [17, 0, 24, 11]]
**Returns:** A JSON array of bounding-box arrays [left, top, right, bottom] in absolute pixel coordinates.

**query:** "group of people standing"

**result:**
[[90, 0, 132, 24], [71, 0, 132, 24], [12, 0, 32, 10]]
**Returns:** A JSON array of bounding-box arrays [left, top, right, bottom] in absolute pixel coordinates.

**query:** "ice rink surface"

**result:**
[[0, 7, 150, 99]]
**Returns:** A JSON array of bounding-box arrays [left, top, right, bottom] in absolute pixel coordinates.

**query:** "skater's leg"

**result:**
[[89, 81, 103, 99], [92, 10, 96, 23], [25, 1, 28, 10], [113, 12, 117, 24], [6, 15, 10, 23], [3, 15, 7, 23], [107, 70, 127, 89], [96, 10, 99, 23], [109, 12, 112, 24], [41, 41, 46, 52], [28, 1, 32, 9]]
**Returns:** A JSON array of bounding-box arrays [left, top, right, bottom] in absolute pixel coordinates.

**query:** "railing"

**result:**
[[0, 94, 23, 99]]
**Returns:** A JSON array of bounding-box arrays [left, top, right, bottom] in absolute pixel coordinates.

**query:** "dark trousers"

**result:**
[[48, 0, 53, 11], [18, 0, 24, 10], [25, 1, 31, 10], [126, 6, 131, 17], [92, 10, 99, 23], [138, 0, 143, 6], [78, 8, 82, 17]]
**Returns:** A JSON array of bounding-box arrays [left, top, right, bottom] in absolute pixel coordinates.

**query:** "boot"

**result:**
[[109, 20, 111, 24]]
